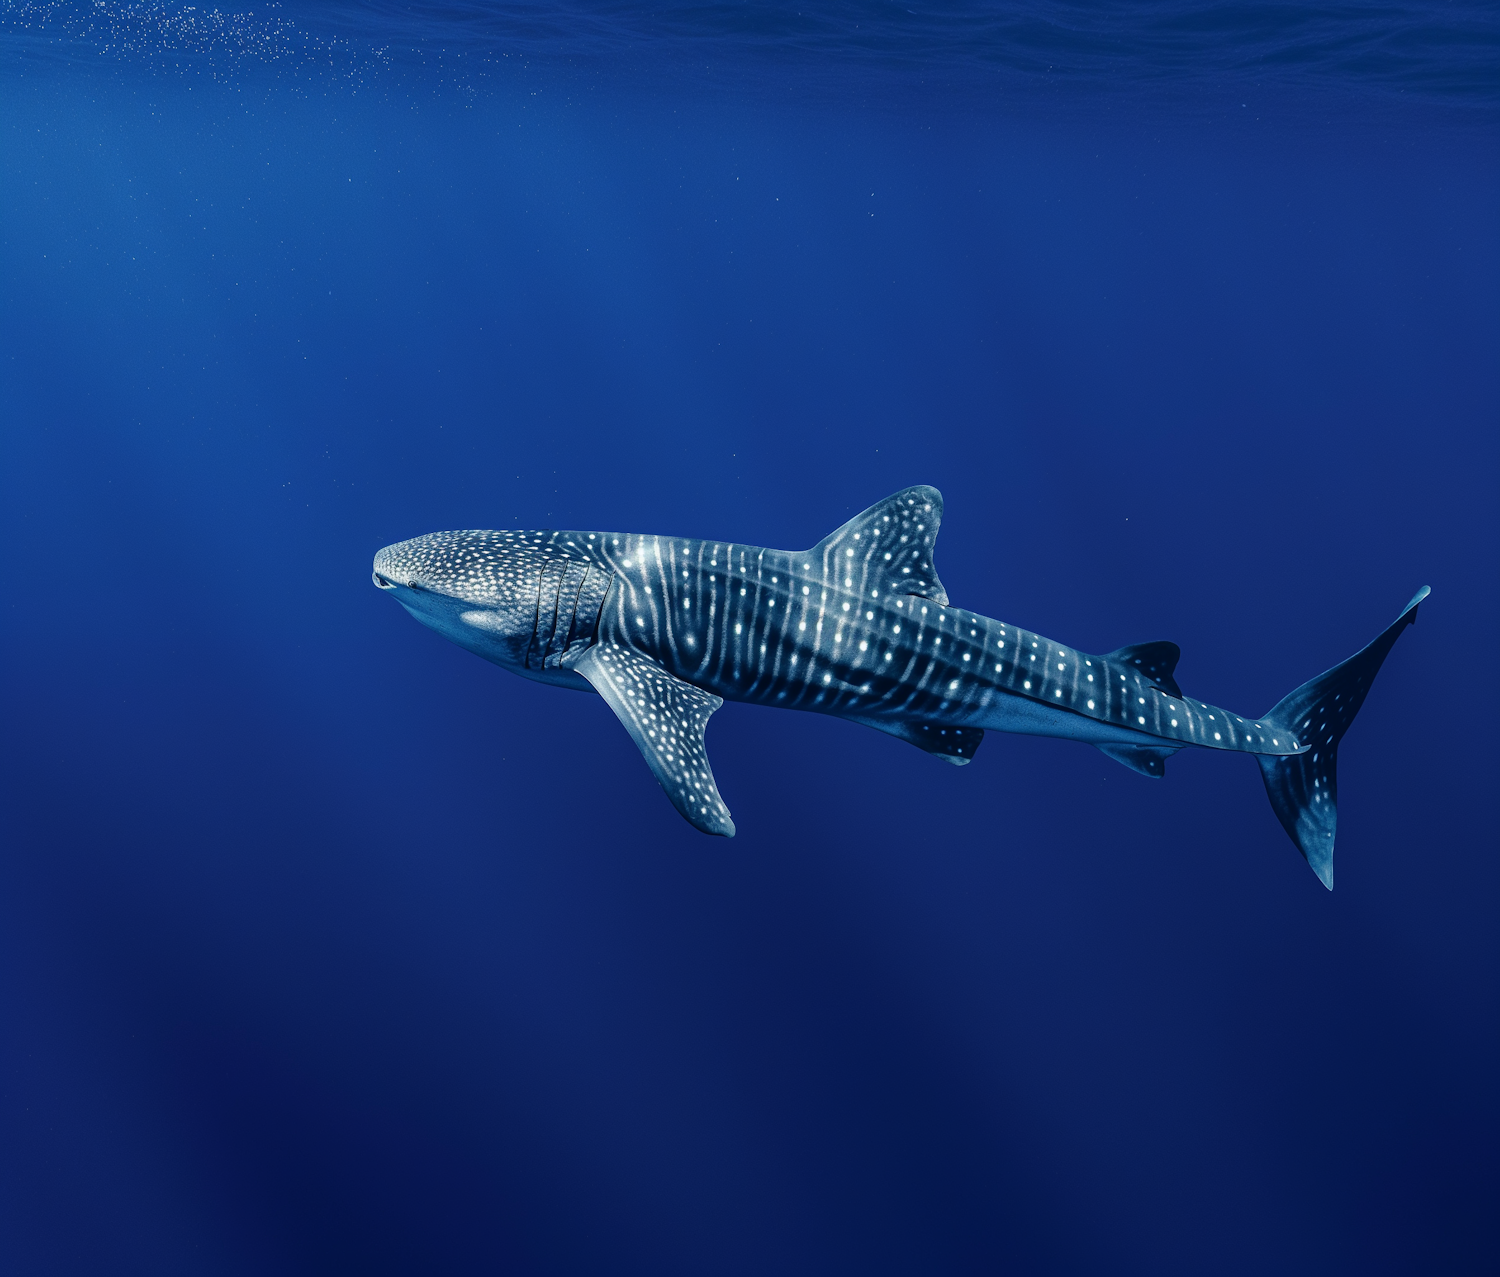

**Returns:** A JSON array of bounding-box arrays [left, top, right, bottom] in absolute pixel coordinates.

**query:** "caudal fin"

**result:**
[[1258, 587, 1429, 889]]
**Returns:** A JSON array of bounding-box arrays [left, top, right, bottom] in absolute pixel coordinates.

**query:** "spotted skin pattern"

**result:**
[[585, 488, 1306, 759], [374, 486, 1428, 888]]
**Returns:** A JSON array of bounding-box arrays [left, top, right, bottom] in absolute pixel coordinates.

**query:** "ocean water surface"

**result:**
[[2, 2, 1497, 1273]]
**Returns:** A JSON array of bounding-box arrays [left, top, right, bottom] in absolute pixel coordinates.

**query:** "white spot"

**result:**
[[859, 641, 868, 651], [1088, 700, 1095, 709], [950, 680, 960, 690], [1214, 732, 1221, 741], [1171, 719, 1178, 727], [1139, 716, 1146, 724], [1024, 680, 1031, 690]]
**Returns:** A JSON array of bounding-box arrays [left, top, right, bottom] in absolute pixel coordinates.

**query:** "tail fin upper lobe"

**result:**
[[1259, 587, 1429, 889]]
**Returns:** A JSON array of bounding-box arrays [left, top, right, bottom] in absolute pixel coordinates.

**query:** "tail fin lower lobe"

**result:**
[[1258, 587, 1428, 889]]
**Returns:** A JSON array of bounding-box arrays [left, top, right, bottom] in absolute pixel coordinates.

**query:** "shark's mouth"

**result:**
[[372, 571, 398, 590]]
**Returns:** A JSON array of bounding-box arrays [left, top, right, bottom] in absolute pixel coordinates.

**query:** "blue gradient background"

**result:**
[[2, 4, 1497, 1272]]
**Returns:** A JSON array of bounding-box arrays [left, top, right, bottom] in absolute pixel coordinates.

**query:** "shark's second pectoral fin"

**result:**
[[571, 643, 736, 837], [1095, 742, 1181, 778], [843, 716, 984, 765]]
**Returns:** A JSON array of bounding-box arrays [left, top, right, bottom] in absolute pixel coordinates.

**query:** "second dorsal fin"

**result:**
[[1103, 641, 1183, 697], [810, 485, 948, 604]]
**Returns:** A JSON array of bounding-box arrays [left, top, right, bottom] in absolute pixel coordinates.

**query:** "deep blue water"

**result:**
[[2, 3, 1497, 1273]]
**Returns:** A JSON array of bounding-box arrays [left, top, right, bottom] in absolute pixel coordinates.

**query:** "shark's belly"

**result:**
[[962, 688, 1176, 747]]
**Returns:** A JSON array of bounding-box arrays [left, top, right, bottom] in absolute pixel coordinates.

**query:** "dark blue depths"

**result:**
[[1, 10, 1497, 1275]]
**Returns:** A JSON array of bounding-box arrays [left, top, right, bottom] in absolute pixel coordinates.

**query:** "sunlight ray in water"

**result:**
[[0, 2, 1493, 1272]]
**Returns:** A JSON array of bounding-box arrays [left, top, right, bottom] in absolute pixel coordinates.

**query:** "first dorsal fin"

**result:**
[[810, 485, 948, 604], [1102, 641, 1183, 697]]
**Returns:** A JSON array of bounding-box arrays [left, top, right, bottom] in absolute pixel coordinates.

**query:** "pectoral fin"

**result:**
[[571, 643, 736, 837]]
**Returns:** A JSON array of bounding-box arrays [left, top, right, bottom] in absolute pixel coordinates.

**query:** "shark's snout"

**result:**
[[372, 545, 408, 591]]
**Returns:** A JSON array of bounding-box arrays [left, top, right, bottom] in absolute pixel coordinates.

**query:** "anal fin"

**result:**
[[1096, 742, 1180, 778], [571, 644, 736, 836]]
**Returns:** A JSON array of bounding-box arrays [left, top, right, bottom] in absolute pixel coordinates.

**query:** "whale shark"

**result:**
[[373, 486, 1426, 889]]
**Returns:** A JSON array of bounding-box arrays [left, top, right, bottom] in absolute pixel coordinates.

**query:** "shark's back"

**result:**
[[588, 487, 952, 716]]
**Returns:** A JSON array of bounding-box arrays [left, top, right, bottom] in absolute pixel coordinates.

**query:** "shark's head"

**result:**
[[372, 530, 547, 671]]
